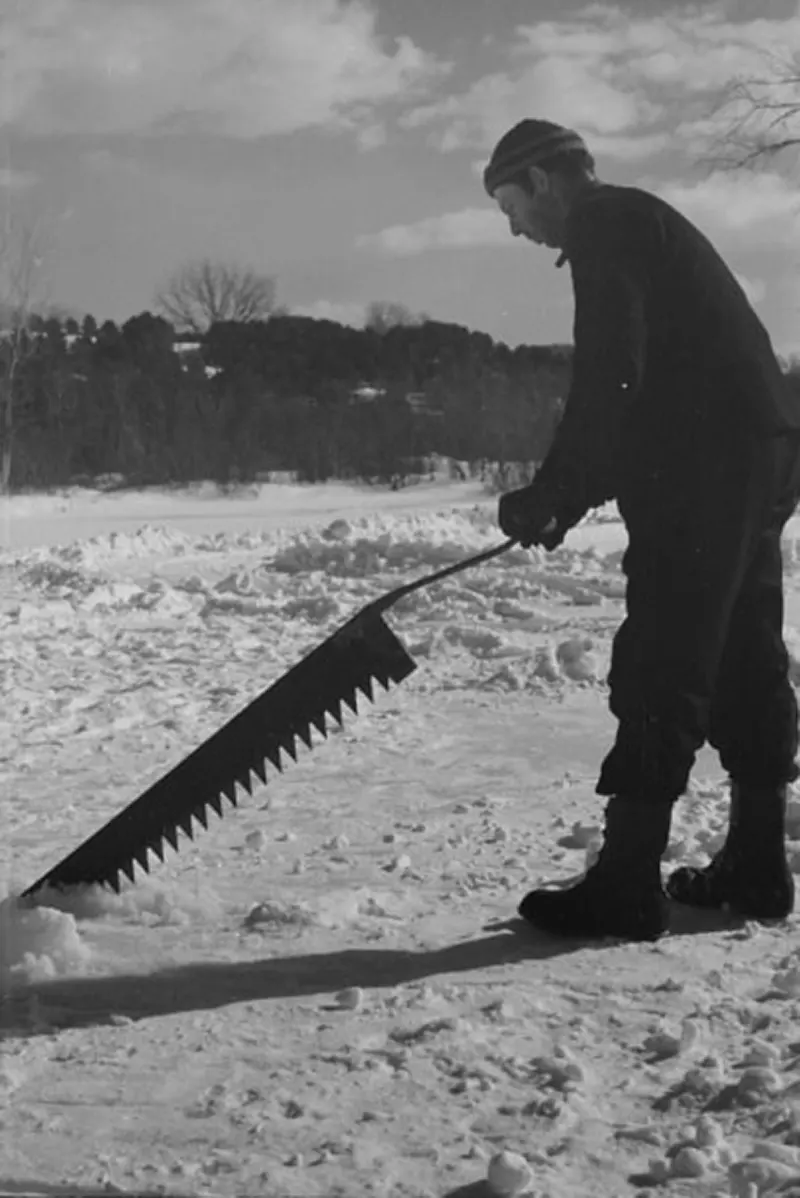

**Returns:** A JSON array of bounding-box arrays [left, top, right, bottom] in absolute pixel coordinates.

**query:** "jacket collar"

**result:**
[[558, 181, 610, 267]]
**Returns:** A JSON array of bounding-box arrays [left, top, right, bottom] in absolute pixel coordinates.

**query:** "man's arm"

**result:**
[[531, 243, 647, 533]]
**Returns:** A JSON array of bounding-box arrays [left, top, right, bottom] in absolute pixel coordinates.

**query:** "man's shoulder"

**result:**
[[566, 184, 670, 259], [570, 184, 665, 230]]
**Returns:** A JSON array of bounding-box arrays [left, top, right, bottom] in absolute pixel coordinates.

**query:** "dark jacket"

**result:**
[[532, 183, 800, 531]]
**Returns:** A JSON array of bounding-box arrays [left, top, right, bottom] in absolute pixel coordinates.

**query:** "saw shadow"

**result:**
[[1, 919, 593, 1038], [0, 1184, 201, 1198], [1, 902, 744, 1041], [440, 1184, 498, 1198]]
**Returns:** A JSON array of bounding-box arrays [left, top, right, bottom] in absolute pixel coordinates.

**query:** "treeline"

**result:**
[[2, 310, 573, 492]]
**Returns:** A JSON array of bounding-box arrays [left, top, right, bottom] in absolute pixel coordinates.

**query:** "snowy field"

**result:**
[[3, 479, 800, 1197]]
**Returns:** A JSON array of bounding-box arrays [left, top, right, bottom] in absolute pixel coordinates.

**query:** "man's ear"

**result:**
[[526, 164, 549, 195]]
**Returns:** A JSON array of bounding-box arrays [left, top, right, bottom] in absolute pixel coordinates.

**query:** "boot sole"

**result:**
[[518, 890, 669, 943], [666, 866, 795, 921]]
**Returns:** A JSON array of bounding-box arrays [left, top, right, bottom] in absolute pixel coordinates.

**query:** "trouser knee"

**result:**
[[596, 715, 697, 803]]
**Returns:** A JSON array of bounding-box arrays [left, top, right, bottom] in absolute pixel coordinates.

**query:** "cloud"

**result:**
[[289, 299, 366, 326], [0, 168, 37, 191], [359, 168, 800, 260], [650, 170, 800, 245], [0, 0, 446, 141], [82, 149, 146, 177], [402, 5, 800, 164], [733, 272, 766, 306], [355, 123, 389, 151], [582, 131, 673, 161], [357, 207, 509, 255]]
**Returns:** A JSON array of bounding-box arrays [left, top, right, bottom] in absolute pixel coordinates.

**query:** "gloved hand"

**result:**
[[498, 484, 564, 549]]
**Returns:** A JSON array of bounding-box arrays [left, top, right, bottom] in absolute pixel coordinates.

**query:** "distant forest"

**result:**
[[0, 309, 574, 493], [2, 304, 799, 495]]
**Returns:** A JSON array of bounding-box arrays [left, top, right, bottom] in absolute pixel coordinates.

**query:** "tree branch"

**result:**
[[701, 50, 800, 171], [155, 260, 276, 334]]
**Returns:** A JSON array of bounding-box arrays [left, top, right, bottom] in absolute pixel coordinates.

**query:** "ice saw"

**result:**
[[22, 539, 515, 897]]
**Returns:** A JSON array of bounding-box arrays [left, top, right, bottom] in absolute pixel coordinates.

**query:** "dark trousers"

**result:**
[[597, 432, 800, 803]]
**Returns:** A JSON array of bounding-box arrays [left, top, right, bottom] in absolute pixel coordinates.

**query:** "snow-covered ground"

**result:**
[[3, 479, 800, 1197]]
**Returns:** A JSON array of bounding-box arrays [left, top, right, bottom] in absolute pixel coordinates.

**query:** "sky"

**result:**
[[1, 0, 800, 354]]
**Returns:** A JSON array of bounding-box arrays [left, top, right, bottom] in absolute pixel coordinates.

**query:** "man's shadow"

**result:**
[[0, 1179, 512, 1198], [1, 901, 737, 1040], [0, 1185, 199, 1198], [0, 917, 597, 1037]]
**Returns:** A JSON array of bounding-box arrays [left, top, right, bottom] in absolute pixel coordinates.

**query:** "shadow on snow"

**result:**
[[2, 918, 601, 1036], [0, 1185, 201, 1198], [1, 904, 739, 1039]]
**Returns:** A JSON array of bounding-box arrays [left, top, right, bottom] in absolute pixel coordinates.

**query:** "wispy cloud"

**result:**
[[402, 5, 800, 164], [0, 0, 447, 141], [290, 299, 366, 326], [359, 170, 800, 261], [650, 171, 800, 245], [733, 272, 766, 307], [0, 167, 37, 191], [357, 207, 509, 256]]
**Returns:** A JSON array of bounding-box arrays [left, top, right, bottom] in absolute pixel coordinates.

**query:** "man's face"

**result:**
[[493, 174, 565, 249]]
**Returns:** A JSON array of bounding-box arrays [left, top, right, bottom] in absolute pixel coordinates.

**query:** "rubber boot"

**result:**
[[518, 796, 672, 942], [666, 781, 795, 920]]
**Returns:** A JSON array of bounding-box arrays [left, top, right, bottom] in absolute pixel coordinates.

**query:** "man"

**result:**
[[485, 118, 800, 942]]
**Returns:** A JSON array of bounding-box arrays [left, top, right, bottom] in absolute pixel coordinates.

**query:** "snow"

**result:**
[[3, 478, 800, 1195]]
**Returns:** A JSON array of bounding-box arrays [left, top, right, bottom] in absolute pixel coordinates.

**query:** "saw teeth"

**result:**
[[310, 711, 328, 738], [229, 772, 247, 798], [371, 660, 396, 688], [295, 722, 313, 750], [264, 743, 283, 771], [177, 815, 195, 840], [133, 846, 151, 873], [278, 734, 298, 763], [192, 805, 208, 830], [20, 613, 419, 898]]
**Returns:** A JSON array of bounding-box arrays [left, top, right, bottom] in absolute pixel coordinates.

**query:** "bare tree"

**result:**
[[155, 259, 277, 334], [0, 216, 50, 493], [702, 48, 800, 171]]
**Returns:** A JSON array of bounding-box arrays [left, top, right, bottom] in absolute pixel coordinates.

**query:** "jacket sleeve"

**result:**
[[530, 235, 647, 532]]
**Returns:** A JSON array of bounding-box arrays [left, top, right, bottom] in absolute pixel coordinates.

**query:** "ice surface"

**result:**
[[3, 477, 800, 1197]]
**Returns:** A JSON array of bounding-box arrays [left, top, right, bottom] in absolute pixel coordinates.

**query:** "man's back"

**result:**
[[565, 183, 800, 440]]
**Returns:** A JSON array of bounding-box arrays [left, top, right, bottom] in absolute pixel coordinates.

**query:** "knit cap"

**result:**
[[483, 120, 589, 196]]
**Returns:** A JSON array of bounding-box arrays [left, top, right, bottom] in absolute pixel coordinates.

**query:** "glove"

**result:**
[[498, 484, 564, 550]]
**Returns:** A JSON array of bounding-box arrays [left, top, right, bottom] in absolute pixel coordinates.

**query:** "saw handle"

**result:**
[[370, 539, 516, 615]]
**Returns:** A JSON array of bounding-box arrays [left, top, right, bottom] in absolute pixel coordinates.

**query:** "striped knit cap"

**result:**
[[483, 120, 589, 196]]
